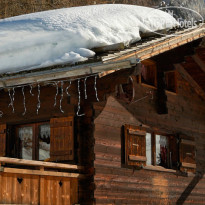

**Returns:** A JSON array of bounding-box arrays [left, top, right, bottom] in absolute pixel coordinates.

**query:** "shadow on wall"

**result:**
[[177, 135, 205, 205], [176, 173, 204, 204]]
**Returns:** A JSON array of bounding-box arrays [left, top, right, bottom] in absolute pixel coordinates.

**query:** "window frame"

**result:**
[[153, 132, 178, 170], [14, 121, 50, 161], [124, 126, 196, 173]]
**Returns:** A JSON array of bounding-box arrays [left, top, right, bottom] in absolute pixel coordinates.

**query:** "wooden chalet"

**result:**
[[0, 25, 205, 205]]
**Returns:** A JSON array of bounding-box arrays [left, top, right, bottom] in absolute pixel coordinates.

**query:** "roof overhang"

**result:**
[[0, 25, 204, 89]]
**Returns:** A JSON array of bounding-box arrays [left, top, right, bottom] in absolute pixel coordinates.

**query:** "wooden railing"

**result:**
[[0, 157, 84, 178]]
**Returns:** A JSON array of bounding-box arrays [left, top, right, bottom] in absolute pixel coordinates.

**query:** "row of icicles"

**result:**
[[0, 74, 99, 118]]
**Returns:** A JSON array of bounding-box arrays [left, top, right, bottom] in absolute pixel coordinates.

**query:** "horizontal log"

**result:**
[[181, 139, 196, 146], [92, 42, 125, 53], [0, 157, 83, 170], [128, 129, 146, 136], [129, 155, 147, 162], [182, 162, 196, 169], [1, 167, 83, 178]]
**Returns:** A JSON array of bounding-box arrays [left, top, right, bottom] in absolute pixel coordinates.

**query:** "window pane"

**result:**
[[156, 135, 169, 167], [19, 126, 33, 160], [146, 133, 152, 165], [39, 124, 50, 161]]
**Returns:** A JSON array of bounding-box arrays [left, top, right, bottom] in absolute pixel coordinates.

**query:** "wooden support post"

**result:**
[[156, 69, 168, 114], [175, 64, 205, 101]]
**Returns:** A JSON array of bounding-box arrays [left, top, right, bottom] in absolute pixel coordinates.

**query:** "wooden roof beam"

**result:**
[[175, 64, 205, 101], [0, 60, 133, 88], [192, 54, 205, 73]]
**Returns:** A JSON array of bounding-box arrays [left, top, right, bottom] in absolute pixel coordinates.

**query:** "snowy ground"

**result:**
[[0, 4, 179, 74]]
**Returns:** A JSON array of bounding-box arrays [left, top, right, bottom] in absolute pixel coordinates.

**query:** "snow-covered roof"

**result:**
[[0, 24, 204, 89], [0, 4, 179, 74]]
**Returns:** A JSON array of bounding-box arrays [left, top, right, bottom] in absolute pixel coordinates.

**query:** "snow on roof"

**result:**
[[0, 4, 179, 74]]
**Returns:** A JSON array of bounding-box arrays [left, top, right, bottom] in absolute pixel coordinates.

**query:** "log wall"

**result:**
[[93, 72, 205, 204]]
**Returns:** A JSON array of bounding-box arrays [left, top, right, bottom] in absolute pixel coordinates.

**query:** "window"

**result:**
[[16, 122, 50, 161], [154, 134, 178, 169], [165, 71, 177, 93], [1, 116, 74, 162], [124, 125, 196, 173]]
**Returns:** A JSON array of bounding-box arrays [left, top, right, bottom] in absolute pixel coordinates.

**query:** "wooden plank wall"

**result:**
[[93, 73, 205, 204]]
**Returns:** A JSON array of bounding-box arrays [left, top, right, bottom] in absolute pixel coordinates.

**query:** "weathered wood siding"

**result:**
[[93, 72, 205, 204]]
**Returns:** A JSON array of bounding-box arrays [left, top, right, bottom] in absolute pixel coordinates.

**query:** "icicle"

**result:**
[[12, 87, 15, 105], [94, 75, 99, 102], [66, 80, 72, 96], [54, 81, 59, 107], [22, 86, 26, 115], [59, 81, 64, 113], [76, 79, 85, 117], [8, 89, 15, 113], [30, 85, 34, 96], [37, 84, 41, 115], [84, 77, 88, 99]]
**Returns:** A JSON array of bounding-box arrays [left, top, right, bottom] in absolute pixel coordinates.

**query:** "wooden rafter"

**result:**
[[192, 54, 205, 73], [175, 64, 205, 101]]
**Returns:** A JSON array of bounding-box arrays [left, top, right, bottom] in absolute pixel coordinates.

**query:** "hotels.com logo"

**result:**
[[144, 6, 204, 36]]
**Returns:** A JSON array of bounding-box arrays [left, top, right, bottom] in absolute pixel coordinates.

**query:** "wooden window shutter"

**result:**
[[179, 135, 196, 173], [125, 124, 147, 167], [0, 124, 6, 157], [50, 116, 74, 161]]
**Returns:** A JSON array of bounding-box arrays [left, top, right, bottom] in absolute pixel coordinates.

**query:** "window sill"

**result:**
[[141, 83, 157, 89], [143, 165, 196, 177], [0, 157, 83, 171], [144, 165, 176, 173], [165, 90, 177, 95]]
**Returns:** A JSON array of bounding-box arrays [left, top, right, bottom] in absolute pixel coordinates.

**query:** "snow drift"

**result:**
[[0, 4, 179, 74]]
